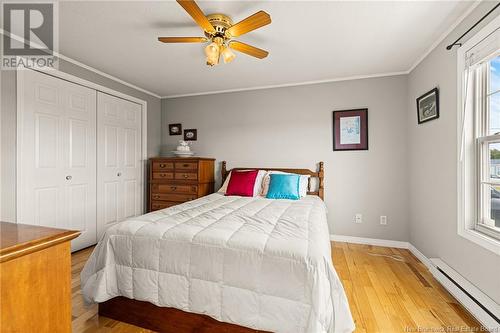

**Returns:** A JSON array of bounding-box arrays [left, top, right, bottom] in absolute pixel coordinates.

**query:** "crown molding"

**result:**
[[56, 53, 162, 99], [0, 30, 162, 99], [162, 71, 409, 99], [163, 1, 482, 99], [407, 0, 481, 73], [1, 0, 481, 100]]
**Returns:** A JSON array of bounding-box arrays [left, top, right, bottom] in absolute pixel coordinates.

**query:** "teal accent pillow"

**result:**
[[266, 174, 301, 200]]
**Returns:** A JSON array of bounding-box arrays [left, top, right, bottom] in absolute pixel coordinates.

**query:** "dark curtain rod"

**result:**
[[446, 2, 500, 50]]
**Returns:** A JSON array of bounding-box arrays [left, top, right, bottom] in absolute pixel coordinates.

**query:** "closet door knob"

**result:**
[[65, 175, 72, 180], [117, 172, 122, 177]]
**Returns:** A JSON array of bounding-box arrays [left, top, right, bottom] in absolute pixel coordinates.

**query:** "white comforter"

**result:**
[[81, 193, 354, 333]]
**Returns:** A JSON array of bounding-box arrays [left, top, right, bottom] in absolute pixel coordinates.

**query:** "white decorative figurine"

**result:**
[[176, 140, 190, 152], [173, 140, 194, 156]]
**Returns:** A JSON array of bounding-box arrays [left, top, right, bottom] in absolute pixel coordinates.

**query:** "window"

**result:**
[[458, 15, 500, 254], [477, 56, 500, 240]]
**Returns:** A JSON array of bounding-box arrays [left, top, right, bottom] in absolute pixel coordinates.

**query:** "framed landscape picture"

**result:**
[[416, 88, 439, 124], [332, 108, 368, 151]]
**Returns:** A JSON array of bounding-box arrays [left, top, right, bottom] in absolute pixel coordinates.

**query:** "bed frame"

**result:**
[[98, 161, 324, 332], [221, 160, 325, 200], [99, 296, 268, 332]]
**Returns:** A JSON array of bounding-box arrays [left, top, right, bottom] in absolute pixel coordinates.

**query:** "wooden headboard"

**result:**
[[221, 161, 324, 200]]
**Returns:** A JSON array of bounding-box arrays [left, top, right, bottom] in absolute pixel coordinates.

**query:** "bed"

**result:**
[[81, 161, 355, 333]]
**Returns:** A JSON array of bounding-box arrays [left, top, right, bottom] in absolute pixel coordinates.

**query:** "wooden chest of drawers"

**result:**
[[0, 222, 80, 332], [149, 157, 215, 211]]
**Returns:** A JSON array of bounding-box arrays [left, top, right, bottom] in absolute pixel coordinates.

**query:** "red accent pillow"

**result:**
[[225, 170, 259, 197]]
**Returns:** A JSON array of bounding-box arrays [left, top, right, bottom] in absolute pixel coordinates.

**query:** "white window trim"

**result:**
[[457, 14, 500, 256]]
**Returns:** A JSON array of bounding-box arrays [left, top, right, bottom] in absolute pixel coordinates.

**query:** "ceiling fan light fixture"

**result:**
[[204, 41, 219, 58], [206, 53, 219, 66], [159, 1, 271, 67], [221, 46, 236, 63]]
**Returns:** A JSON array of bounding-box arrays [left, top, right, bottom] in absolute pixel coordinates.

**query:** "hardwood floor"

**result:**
[[333, 242, 482, 333], [72, 242, 483, 333], [71, 247, 153, 333]]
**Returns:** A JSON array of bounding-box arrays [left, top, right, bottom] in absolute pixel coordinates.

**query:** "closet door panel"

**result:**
[[124, 128, 137, 168], [124, 101, 143, 219], [63, 84, 97, 251], [35, 114, 59, 169], [19, 70, 97, 251], [68, 184, 89, 230], [124, 179, 137, 219], [34, 187, 59, 227], [104, 181, 119, 224], [104, 126, 119, 168], [97, 92, 142, 238], [97, 94, 123, 235], [21, 75, 64, 226]]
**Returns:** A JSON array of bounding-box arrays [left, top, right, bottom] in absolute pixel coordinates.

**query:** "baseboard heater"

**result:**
[[429, 258, 500, 330]]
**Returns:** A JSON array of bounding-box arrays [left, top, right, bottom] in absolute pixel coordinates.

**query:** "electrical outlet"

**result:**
[[380, 215, 387, 225], [355, 213, 363, 224]]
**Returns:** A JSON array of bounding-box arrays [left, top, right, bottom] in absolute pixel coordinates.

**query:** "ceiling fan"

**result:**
[[158, 0, 271, 67]]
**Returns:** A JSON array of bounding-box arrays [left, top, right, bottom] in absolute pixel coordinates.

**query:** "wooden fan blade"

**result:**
[[158, 37, 207, 43], [225, 11, 271, 37], [176, 0, 215, 33], [229, 41, 268, 59]]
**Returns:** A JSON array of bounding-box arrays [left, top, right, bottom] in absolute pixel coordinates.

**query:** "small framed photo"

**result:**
[[183, 129, 197, 141], [333, 108, 368, 151], [169, 123, 182, 135], [416, 88, 439, 124]]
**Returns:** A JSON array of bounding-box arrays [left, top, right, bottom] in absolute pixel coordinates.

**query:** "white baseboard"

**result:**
[[330, 234, 499, 330], [330, 234, 409, 249], [429, 258, 500, 330], [407, 243, 433, 270]]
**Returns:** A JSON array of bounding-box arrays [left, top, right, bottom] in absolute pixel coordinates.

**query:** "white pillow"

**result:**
[[218, 170, 266, 197], [261, 171, 310, 197]]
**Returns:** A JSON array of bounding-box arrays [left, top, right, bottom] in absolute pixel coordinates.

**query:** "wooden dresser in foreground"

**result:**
[[149, 157, 215, 212], [0, 222, 80, 332]]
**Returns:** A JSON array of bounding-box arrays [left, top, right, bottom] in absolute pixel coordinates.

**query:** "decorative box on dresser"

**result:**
[[149, 157, 215, 211]]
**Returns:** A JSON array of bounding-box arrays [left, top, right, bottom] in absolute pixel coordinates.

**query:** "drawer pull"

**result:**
[[153, 195, 160, 199], [183, 174, 189, 179], [170, 186, 177, 191], [160, 174, 167, 177], [159, 163, 167, 168], [183, 164, 189, 167]]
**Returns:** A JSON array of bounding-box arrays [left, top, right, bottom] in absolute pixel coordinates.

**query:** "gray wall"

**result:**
[[0, 58, 162, 222], [162, 75, 409, 241], [407, 2, 500, 304]]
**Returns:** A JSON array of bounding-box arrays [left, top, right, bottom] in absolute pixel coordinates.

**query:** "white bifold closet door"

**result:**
[[97, 92, 142, 238], [19, 70, 144, 251], [18, 70, 97, 251]]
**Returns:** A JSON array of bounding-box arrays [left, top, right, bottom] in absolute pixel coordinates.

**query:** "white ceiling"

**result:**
[[59, 1, 475, 98]]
